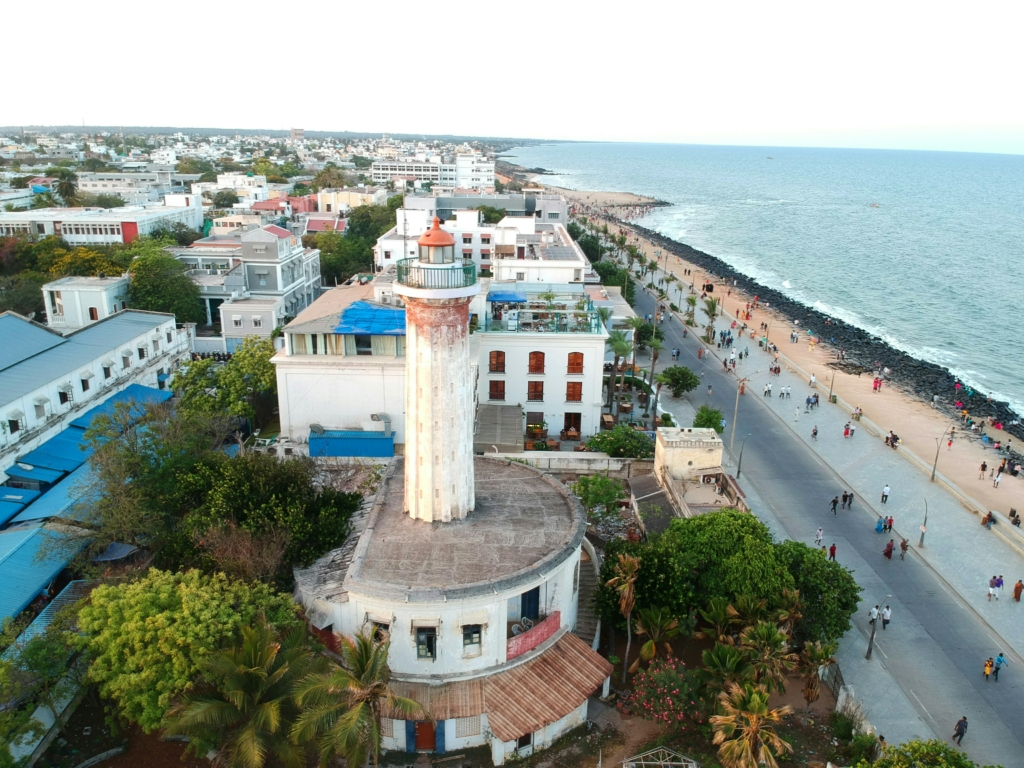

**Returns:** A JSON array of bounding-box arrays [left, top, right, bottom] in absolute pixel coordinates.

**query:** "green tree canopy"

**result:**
[[213, 190, 240, 208], [0, 272, 48, 317], [571, 474, 625, 520], [773, 541, 861, 644], [345, 204, 397, 241], [586, 424, 655, 459], [315, 230, 373, 285], [78, 569, 300, 731], [476, 205, 506, 224], [857, 739, 996, 768], [694, 404, 725, 433], [128, 250, 205, 323], [176, 158, 215, 175], [661, 365, 701, 397]]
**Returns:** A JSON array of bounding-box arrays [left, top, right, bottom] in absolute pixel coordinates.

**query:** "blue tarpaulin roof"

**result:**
[[2, 581, 90, 659], [487, 290, 528, 303], [309, 430, 394, 458], [1, 488, 41, 506], [4, 464, 65, 486], [0, 500, 27, 526], [0, 525, 82, 621], [11, 463, 96, 524], [332, 301, 406, 336], [18, 427, 92, 473], [69, 384, 172, 430]]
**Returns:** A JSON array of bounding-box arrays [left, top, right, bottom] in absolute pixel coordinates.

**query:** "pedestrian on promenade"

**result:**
[[881, 484, 890, 504], [997, 575, 1004, 598], [815, 527, 823, 546], [952, 716, 968, 745], [829, 543, 836, 561], [786, 386, 792, 399], [988, 576, 998, 601], [831, 496, 840, 515], [994, 652, 1008, 682], [984, 658, 994, 681], [993, 471, 1002, 488], [842, 491, 849, 509], [843, 424, 850, 439], [900, 539, 909, 559], [979, 461, 987, 479], [847, 492, 855, 510], [779, 385, 785, 398], [811, 426, 818, 440], [869, 605, 879, 625], [887, 515, 894, 532], [810, 373, 817, 386], [1015, 579, 1024, 602], [876, 516, 885, 534], [763, 384, 769, 397], [882, 605, 892, 629], [794, 408, 800, 422], [849, 422, 856, 438], [708, 384, 713, 397], [884, 540, 895, 560]]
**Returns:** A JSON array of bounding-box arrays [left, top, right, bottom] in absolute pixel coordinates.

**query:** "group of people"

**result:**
[[876, 515, 895, 533], [985, 574, 1023, 601], [884, 431, 902, 449], [982, 653, 1009, 681]]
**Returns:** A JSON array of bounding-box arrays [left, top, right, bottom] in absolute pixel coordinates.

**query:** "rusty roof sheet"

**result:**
[[387, 632, 611, 742]]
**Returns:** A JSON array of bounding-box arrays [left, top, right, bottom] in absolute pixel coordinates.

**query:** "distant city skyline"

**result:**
[[5, 1, 1023, 156]]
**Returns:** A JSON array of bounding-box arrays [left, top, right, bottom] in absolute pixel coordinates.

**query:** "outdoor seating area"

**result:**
[[484, 286, 604, 335]]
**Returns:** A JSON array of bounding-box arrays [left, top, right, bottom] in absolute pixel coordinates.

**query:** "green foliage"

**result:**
[[164, 619, 328, 767], [0, 271, 48, 317], [173, 337, 278, 427], [570, 474, 625, 519], [79, 157, 113, 172], [634, 322, 665, 349], [857, 738, 995, 768], [628, 658, 708, 730], [350, 155, 374, 169], [586, 424, 655, 459], [566, 221, 584, 241], [41, 246, 127, 277], [78, 191, 126, 208], [774, 540, 861, 644], [847, 733, 880, 764], [830, 711, 855, 741], [78, 569, 300, 732], [694, 405, 725, 433], [476, 205, 506, 224], [660, 365, 701, 397], [345, 203, 397, 241], [176, 158, 215, 175], [315, 230, 373, 285], [213, 190, 240, 208], [150, 221, 203, 246], [128, 250, 205, 323]]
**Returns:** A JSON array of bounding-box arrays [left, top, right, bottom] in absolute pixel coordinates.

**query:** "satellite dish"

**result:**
[[310, 423, 325, 435]]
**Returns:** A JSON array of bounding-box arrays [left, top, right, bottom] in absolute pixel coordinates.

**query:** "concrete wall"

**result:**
[[655, 427, 724, 481]]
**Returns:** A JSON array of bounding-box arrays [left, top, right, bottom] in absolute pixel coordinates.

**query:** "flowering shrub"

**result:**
[[626, 658, 708, 730]]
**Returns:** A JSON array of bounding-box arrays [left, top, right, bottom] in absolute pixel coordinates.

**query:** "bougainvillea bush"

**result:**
[[627, 658, 709, 731]]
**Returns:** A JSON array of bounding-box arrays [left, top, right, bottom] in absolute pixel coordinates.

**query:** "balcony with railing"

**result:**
[[394, 258, 476, 290], [483, 310, 604, 334], [507, 611, 561, 660]]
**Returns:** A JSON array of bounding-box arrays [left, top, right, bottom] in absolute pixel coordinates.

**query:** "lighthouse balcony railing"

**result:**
[[395, 258, 476, 289]]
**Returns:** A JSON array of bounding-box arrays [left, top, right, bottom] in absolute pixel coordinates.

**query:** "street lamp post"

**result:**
[[828, 372, 835, 403], [919, 499, 929, 548], [729, 373, 760, 461], [931, 426, 952, 482], [736, 434, 752, 478], [865, 593, 893, 660]]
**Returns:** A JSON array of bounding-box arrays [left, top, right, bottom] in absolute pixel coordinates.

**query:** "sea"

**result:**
[[505, 143, 1024, 416]]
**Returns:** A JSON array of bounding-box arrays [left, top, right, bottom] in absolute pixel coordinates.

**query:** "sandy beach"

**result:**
[[541, 186, 661, 208], [567, 196, 1024, 527]]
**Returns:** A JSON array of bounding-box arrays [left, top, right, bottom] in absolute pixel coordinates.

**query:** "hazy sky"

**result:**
[[7, 0, 1023, 154]]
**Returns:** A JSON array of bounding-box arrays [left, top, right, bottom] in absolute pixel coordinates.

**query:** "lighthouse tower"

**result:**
[[393, 217, 479, 522]]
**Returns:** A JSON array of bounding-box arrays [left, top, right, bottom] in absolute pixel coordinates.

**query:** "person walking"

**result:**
[[829, 543, 836, 561], [993, 652, 1008, 682], [996, 575, 1004, 599], [979, 461, 987, 479], [815, 527, 824, 546], [883, 539, 895, 560], [869, 605, 879, 626], [900, 539, 909, 559], [831, 496, 840, 515], [952, 716, 968, 745], [994, 471, 1002, 488], [847, 491, 855, 510], [881, 484, 890, 504], [887, 515, 894, 533], [882, 605, 892, 629], [842, 491, 849, 509], [988, 576, 998, 601], [811, 425, 818, 440], [849, 422, 856, 438], [984, 657, 994, 681], [1014, 579, 1024, 602]]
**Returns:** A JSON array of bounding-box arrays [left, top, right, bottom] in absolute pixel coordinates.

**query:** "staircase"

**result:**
[[573, 546, 601, 649]]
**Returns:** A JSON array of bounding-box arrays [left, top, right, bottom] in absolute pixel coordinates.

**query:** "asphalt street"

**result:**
[[631, 283, 1022, 766]]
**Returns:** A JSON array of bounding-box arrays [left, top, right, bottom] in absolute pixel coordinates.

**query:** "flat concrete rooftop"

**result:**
[[345, 457, 585, 602]]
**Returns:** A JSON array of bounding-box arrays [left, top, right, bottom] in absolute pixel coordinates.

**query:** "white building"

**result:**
[[491, 222, 594, 284], [42, 275, 130, 332], [318, 187, 388, 212], [371, 154, 495, 188], [77, 170, 200, 204], [292, 220, 610, 762], [375, 208, 498, 274], [0, 310, 193, 480], [191, 173, 269, 207], [0, 195, 204, 245]]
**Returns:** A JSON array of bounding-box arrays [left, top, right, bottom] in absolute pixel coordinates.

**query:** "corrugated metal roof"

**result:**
[[4, 464, 65, 485], [332, 301, 405, 336], [11, 463, 95, 524], [387, 632, 611, 742], [0, 313, 65, 373], [2, 580, 90, 658], [18, 427, 92, 473], [0, 500, 27, 526], [0, 311, 174, 407], [68, 383, 172, 429], [0, 524, 81, 621]]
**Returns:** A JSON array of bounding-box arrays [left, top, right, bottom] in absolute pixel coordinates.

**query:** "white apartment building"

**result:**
[[42, 275, 130, 332], [374, 209, 498, 274], [0, 195, 204, 245], [0, 310, 193, 480], [77, 170, 200, 204], [371, 154, 495, 188], [317, 187, 388, 212], [219, 296, 284, 352], [491, 222, 593, 284], [191, 173, 269, 207]]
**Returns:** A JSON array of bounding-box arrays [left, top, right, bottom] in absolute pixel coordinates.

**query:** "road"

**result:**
[[631, 283, 1022, 766]]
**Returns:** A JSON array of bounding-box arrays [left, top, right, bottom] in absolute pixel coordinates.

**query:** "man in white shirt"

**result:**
[[869, 605, 879, 625], [882, 605, 892, 630]]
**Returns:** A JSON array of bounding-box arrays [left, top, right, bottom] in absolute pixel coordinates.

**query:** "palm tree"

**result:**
[[729, 595, 768, 631], [798, 641, 837, 720], [773, 589, 803, 637], [31, 192, 57, 209], [629, 606, 680, 672], [53, 169, 79, 207], [164, 619, 326, 768], [605, 553, 641, 683], [292, 628, 425, 768], [312, 164, 345, 190], [695, 597, 739, 645], [739, 622, 798, 694], [685, 294, 698, 326], [703, 297, 720, 342], [596, 306, 612, 331], [710, 683, 793, 768], [652, 371, 670, 422], [697, 643, 754, 701], [606, 330, 630, 408], [645, 339, 664, 423]]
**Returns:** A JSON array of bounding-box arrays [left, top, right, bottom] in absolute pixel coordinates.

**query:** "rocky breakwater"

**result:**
[[622, 219, 1024, 444]]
